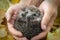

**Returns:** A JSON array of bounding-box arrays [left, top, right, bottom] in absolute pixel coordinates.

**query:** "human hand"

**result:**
[[5, 3, 28, 40], [31, 1, 57, 40], [39, 1, 57, 31], [13, 36, 28, 40]]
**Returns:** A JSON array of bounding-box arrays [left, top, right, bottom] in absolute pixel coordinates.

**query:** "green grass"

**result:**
[[0, 0, 9, 10]]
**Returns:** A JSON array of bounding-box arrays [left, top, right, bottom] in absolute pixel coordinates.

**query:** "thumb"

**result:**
[[5, 7, 14, 22], [38, 5, 46, 30], [41, 11, 53, 31], [41, 25, 46, 31]]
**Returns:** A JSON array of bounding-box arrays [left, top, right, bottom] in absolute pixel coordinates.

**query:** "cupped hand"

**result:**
[[31, 1, 57, 40], [5, 3, 28, 40]]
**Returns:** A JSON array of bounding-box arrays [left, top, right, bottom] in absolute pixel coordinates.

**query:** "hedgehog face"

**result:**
[[17, 6, 42, 23]]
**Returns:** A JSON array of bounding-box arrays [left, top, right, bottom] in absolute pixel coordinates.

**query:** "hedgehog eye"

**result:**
[[22, 13, 26, 17], [33, 14, 36, 16]]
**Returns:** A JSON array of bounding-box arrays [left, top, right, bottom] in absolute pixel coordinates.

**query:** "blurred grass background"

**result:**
[[0, 0, 60, 40]]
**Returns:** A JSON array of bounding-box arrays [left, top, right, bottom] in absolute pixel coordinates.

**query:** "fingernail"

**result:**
[[42, 25, 46, 31]]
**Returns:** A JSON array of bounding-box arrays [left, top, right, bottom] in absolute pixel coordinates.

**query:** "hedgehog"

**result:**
[[14, 6, 43, 40]]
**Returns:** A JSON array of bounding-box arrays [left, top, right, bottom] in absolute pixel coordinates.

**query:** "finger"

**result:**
[[12, 9, 19, 20], [5, 7, 14, 22], [7, 22, 23, 37], [41, 12, 53, 30], [22, 37, 28, 40], [13, 36, 23, 40], [13, 36, 28, 40], [31, 30, 48, 40], [38, 3, 47, 31], [47, 12, 57, 31]]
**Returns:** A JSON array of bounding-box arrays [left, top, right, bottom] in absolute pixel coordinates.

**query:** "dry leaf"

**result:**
[[0, 28, 7, 38], [0, 9, 5, 24]]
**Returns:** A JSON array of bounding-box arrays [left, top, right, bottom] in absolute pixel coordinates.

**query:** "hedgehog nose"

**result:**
[[27, 16, 34, 20], [27, 16, 31, 19]]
